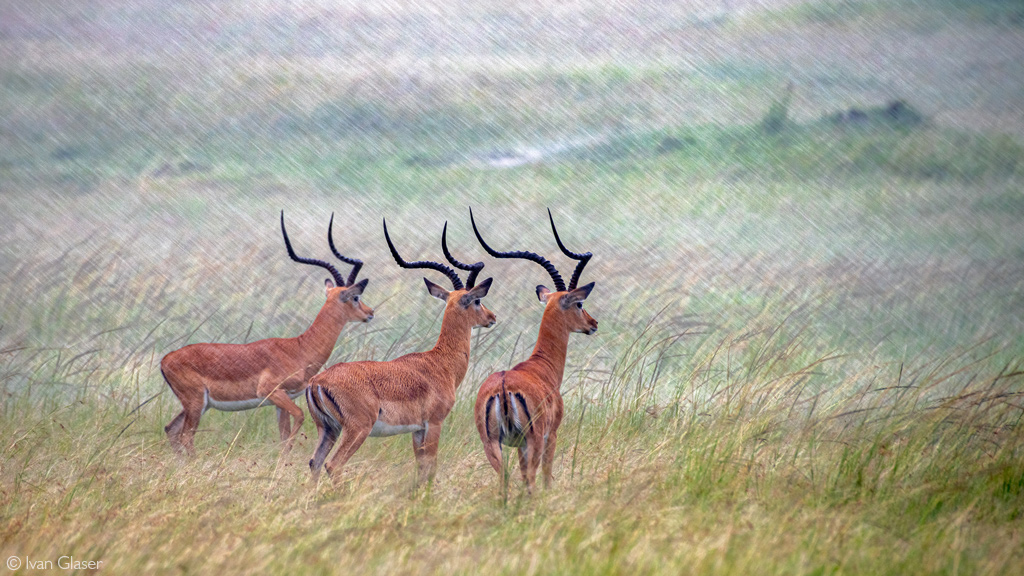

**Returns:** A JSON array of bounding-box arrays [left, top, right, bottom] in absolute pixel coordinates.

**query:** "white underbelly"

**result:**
[[368, 419, 427, 437], [203, 389, 303, 412]]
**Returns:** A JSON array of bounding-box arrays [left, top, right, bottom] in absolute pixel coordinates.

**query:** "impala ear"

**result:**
[[346, 278, 369, 296], [424, 278, 449, 302], [466, 277, 492, 299], [562, 282, 595, 308], [536, 285, 552, 303], [570, 282, 595, 301], [325, 278, 336, 294]]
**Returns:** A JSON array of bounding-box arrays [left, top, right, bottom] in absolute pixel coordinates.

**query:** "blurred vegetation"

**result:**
[[766, 0, 1024, 28], [2, 0, 1023, 573]]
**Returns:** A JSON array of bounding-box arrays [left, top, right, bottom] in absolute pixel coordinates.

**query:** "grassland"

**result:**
[[2, 0, 1024, 574]]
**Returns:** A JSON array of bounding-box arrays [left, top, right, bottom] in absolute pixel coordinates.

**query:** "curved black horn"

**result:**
[[441, 222, 485, 289], [548, 208, 592, 290], [383, 218, 465, 291], [327, 212, 363, 286], [470, 207, 566, 292], [281, 211, 345, 287]]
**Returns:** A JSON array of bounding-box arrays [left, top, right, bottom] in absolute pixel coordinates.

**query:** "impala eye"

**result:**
[[353, 296, 360, 303], [576, 301, 583, 309], [474, 299, 481, 306]]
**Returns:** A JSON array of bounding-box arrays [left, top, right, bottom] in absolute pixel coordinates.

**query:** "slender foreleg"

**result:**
[[412, 421, 443, 485]]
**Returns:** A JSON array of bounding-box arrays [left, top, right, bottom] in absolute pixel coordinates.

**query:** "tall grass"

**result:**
[[2, 299, 1021, 573], [1, 193, 1022, 573]]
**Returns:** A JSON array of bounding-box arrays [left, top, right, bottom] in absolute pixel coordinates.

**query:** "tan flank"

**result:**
[[160, 212, 374, 456]]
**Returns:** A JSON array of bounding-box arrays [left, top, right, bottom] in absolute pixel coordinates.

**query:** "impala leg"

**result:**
[[165, 410, 186, 452], [412, 421, 443, 485], [324, 425, 371, 486], [476, 401, 504, 476], [517, 445, 530, 490], [541, 430, 558, 489], [276, 407, 291, 444], [178, 405, 203, 457], [309, 423, 339, 483], [482, 438, 503, 475], [265, 389, 304, 453], [522, 431, 544, 493]]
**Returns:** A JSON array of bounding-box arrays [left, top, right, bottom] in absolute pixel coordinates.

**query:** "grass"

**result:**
[[3, 0, 1024, 573], [2, 293, 1021, 574], [1, 188, 1021, 573]]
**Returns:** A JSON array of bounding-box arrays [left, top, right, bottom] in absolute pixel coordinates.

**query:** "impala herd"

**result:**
[[161, 209, 596, 492]]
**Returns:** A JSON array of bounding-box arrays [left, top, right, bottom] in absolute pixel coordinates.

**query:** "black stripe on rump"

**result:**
[[513, 393, 533, 434], [322, 388, 344, 427], [305, 386, 321, 419], [306, 386, 329, 430], [485, 396, 495, 439]]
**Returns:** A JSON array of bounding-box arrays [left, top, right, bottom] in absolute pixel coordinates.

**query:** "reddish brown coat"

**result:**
[[306, 279, 495, 484], [161, 279, 373, 455], [475, 283, 596, 491]]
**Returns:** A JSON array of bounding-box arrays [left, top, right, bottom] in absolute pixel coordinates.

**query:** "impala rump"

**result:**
[[482, 374, 533, 448]]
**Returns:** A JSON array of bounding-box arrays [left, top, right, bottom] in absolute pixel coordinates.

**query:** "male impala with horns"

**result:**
[[160, 212, 374, 455], [306, 219, 496, 486], [471, 209, 597, 492]]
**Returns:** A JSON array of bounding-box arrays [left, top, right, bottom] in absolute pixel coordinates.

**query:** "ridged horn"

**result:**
[[281, 211, 345, 287], [470, 207, 566, 292], [441, 222, 484, 289], [383, 218, 465, 291], [327, 212, 363, 286], [548, 208, 592, 290]]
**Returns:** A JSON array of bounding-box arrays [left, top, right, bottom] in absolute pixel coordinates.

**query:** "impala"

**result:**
[[306, 219, 496, 485], [471, 209, 596, 492], [160, 212, 374, 455]]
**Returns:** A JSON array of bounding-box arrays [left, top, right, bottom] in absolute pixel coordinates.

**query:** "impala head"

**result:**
[[323, 276, 374, 323], [471, 207, 598, 336], [281, 211, 375, 323], [536, 282, 598, 334], [383, 218, 497, 329]]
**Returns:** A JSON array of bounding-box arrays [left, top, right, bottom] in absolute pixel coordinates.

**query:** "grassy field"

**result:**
[[2, 0, 1024, 574]]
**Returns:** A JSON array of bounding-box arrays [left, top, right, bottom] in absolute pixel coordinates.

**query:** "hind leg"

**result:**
[[517, 444, 530, 487], [165, 410, 186, 451], [177, 404, 204, 457], [309, 425, 339, 483], [482, 438, 503, 475], [541, 430, 558, 489], [476, 399, 504, 475], [324, 424, 371, 486], [519, 431, 543, 493]]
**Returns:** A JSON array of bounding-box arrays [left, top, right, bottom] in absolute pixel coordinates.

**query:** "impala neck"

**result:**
[[428, 307, 473, 389], [297, 301, 347, 369], [526, 311, 571, 390]]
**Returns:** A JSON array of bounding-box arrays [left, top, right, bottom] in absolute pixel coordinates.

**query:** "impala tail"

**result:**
[[483, 375, 532, 448]]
